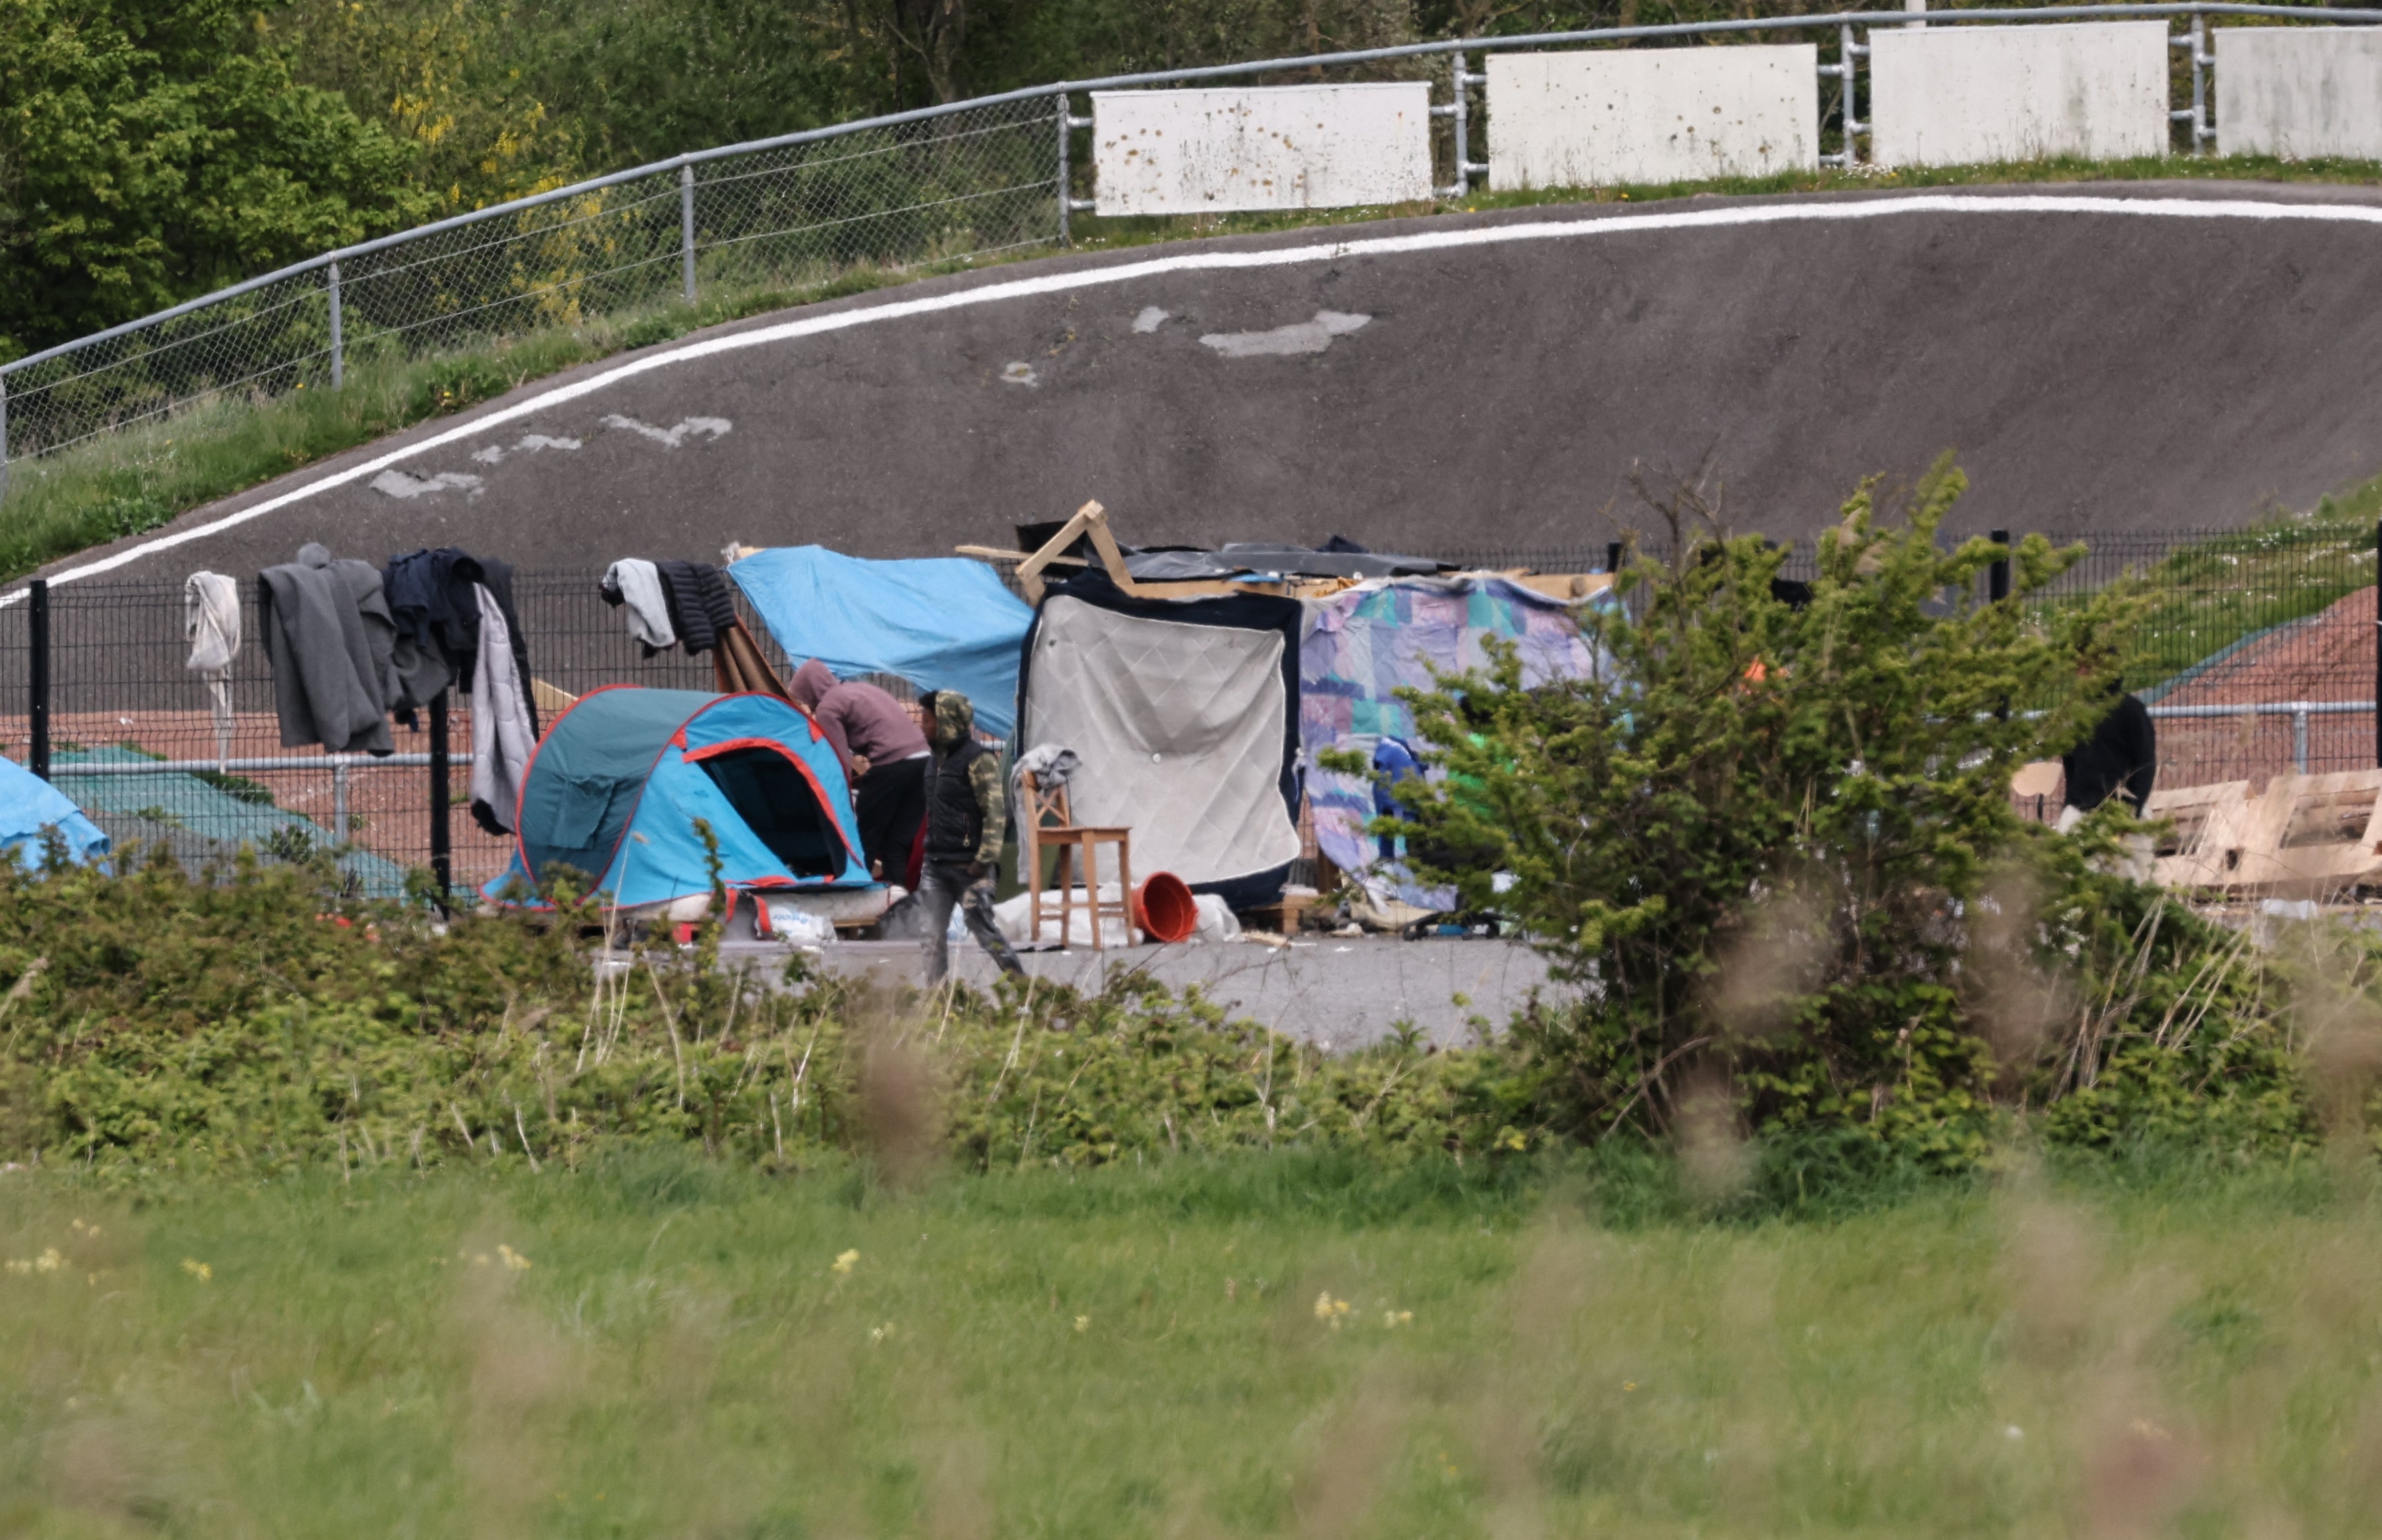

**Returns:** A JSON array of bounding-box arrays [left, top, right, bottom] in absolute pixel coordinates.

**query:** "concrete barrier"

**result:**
[[1091, 83, 1433, 216], [1870, 21, 2170, 167], [1485, 45, 1820, 190], [2216, 26, 2382, 160]]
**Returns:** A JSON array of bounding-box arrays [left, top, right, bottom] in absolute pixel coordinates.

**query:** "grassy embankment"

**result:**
[[3, 1150, 2379, 1537], [6, 153, 2382, 584]]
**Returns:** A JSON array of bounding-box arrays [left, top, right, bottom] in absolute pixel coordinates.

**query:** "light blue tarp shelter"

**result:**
[[727, 546, 1033, 737], [492, 687, 870, 906], [0, 754, 108, 870]]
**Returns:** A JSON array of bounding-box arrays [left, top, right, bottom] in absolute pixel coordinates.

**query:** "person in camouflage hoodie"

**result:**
[[916, 690, 1024, 984]]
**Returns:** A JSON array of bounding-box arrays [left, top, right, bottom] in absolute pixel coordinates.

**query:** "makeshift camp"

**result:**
[[1018, 568, 1305, 910], [727, 546, 1034, 737], [1302, 576, 1610, 907], [497, 687, 870, 911], [0, 755, 109, 871]]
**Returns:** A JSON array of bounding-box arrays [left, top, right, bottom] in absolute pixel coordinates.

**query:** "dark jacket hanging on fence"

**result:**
[[258, 543, 397, 755], [2064, 693, 2157, 815], [643, 558, 786, 699], [381, 548, 539, 737], [655, 561, 741, 656]]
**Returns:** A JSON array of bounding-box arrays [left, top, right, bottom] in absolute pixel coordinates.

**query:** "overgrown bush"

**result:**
[[0, 845, 1524, 1179], [1370, 459, 2331, 1165]]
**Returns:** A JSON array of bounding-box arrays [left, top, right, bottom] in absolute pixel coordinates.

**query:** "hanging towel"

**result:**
[[469, 584, 537, 835], [258, 544, 395, 755], [654, 560, 740, 655], [183, 571, 240, 766], [601, 559, 677, 654]]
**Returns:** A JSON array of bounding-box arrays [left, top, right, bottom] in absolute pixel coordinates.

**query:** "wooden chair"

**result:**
[[1021, 770, 1137, 949]]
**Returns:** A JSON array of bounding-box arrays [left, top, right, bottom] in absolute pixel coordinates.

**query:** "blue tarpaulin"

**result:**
[[727, 547, 1033, 737], [0, 754, 109, 870]]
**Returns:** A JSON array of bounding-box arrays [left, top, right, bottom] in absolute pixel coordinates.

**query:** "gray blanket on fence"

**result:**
[[259, 542, 396, 755]]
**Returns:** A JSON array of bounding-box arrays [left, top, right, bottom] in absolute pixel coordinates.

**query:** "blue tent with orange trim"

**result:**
[[489, 687, 870, 906]]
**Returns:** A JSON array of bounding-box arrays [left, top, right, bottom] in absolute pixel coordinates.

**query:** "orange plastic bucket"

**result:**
[[1134, 872, 1198, 944]]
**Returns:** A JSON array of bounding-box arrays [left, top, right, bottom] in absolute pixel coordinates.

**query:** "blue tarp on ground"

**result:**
[[495, 687, 872, 906], [0, 754, 108, 870], [727, 546, 1033, 737], [51, 747, 408, 896]]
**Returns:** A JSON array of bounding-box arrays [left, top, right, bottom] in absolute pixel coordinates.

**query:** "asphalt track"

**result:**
[[27, 180, 2382, 592]]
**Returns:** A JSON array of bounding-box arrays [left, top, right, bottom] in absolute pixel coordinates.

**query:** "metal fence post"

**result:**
[[0, 369, 9, 508], [333, 760, 350, 848], [1436, 51, 1486, 198], [327, 261, 344, 389], [2193, 11, 2213, 151], [28, 578, 49, 781], [429, 690, 452, 906], [1057, 91, 1073, 245], [1842, 24, 1868, 166], [1989, 529, 2011, 603], [680, 164, 698, 305], [2373, 518, 2380, 769]]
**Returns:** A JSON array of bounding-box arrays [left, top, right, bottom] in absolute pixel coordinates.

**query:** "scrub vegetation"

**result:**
[[6, 462, 2382, 1529]]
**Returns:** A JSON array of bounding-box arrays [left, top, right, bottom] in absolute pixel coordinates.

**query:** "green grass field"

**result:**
[[5, 1149, 2379, 1538]]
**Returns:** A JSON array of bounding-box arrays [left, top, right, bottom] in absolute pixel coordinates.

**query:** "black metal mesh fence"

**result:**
[[1, 528, 2375, 896]]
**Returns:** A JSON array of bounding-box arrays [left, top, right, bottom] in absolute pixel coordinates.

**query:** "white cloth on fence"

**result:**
[[601, 558, 677, 654], [1010, 741, 1081, 883], [469, 583, 537, 835], [183, 571, 241, 766]]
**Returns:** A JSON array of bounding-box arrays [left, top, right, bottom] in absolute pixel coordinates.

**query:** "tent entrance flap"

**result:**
[[693, 745, 850, 879]]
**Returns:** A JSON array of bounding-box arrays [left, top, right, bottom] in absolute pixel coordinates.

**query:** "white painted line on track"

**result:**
[[11, 191, 2381, 603]]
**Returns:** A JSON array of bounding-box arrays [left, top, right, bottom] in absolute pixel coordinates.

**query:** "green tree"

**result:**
[[0, 0, 428, 358], [1367, 459, 2140, 1159]]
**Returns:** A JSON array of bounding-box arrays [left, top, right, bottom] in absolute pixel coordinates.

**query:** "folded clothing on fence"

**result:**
[[258, 543, 397, 756], [655, 560, 741, 655], [381, 547, 539, 736], [470, 582, 538, 836], [601, 559, 677, 655]]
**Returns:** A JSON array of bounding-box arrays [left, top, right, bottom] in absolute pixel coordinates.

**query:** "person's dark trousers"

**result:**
[[855, 754, 928, 882], [918, 861, 1025, 984]]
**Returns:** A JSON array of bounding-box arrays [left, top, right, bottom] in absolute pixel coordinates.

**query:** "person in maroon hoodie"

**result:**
[[790, 660, 932, 885]]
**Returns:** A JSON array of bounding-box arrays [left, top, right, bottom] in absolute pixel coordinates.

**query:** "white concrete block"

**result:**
[[1091, 83, 1433, 216], [2216, 27, 2382, 159], [1486, 45, 1820, 190], [1870, 22, 2170, 167]]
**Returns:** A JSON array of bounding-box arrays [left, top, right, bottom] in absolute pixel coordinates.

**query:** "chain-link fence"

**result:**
[[0, 96, 1063, 463], [0, 532, 2375, 897]]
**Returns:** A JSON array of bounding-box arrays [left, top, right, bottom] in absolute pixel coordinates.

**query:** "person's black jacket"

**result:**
[[2064, 693, 2156, 815]]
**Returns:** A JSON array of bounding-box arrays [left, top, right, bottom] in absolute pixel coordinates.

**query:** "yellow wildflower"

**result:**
[[1074, 1315, 1089, 1333], [34, 1248, 63, 1274], [1383, 1309, 1413, 1328], [831, 1249, 860, 1276], [180, 1258, 212, 1282], [497, 1245, 532, 1272]]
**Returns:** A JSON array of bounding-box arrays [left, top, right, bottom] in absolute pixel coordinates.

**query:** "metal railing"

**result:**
[[3, 2, 2378, 496]]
